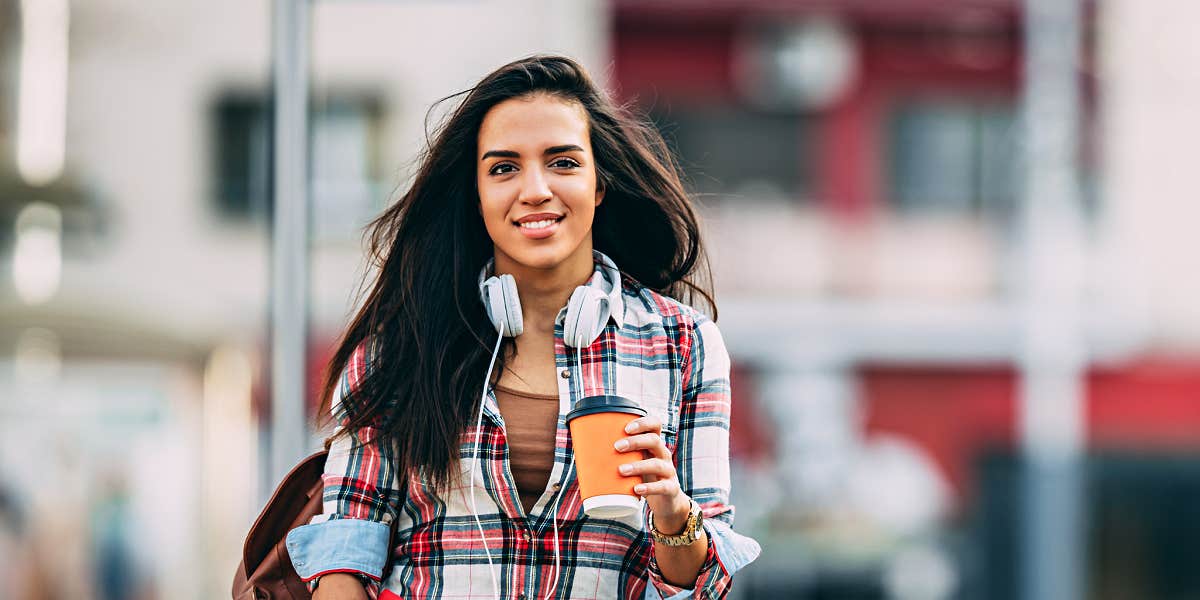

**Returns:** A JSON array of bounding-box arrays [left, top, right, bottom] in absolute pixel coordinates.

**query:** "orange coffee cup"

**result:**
[[566, 395, 648, 519]]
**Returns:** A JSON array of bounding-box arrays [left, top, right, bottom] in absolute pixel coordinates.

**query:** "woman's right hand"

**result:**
[[312, 573, 368, 600]]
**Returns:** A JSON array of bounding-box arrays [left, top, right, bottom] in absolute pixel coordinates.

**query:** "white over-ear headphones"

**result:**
[[470, 251, 621, 599], [478, 253, 618, 348]]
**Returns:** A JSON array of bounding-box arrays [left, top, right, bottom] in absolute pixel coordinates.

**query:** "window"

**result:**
[[650, 104, 814, 203], [886, 100, 1018, 220], [210, 92, 386, 241], [212, 95, 270, 221]]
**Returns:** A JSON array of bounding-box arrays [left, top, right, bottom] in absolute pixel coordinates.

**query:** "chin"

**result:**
[[505, 249, 570, 271], [497, 239, 588, 272]]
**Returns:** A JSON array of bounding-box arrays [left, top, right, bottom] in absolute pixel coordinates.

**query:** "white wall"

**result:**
[[1099, 0, 1200, 353]]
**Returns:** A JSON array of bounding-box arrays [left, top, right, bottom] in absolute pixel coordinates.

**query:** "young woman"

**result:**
[[286, 55, 759, 600]]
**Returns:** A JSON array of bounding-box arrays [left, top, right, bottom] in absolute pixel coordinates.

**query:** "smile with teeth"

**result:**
[[516, 217, 563, 230]]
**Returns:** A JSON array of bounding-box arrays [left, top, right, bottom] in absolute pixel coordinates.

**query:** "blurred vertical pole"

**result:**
[[269, 0, 310, 491], [1019, 1, 1086, 599]]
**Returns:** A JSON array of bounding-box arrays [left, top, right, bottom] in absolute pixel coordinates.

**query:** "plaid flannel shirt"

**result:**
[[286, 262, 761, 599]]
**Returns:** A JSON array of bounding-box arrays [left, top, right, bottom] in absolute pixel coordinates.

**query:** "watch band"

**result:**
[[313, 572, 374, 590], [648, 498, 704, 547]]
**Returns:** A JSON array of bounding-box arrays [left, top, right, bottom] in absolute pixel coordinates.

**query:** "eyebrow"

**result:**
[[480, 144, 585, 161]]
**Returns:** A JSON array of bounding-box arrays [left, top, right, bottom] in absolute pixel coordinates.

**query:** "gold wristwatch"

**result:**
[[648, 498, 704, 546]]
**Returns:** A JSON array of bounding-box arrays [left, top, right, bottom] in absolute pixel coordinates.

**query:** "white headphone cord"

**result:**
[[472, 323, 503, 600], [546, 345, 584, 596]]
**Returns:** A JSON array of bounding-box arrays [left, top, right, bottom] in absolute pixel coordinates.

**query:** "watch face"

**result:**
[[683, 502, 700, 540]]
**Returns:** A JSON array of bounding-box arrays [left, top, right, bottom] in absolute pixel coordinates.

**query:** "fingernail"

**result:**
[[614, 439, 629, 451], [625, 422, 637, 433], [634, 484, 646, 494], [619, 464, 632, 475]]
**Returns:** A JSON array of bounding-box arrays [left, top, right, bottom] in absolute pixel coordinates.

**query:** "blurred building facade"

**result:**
[[607, 1, 1200, 598], [0, 1, 606, 598], [1, 0, 1199, 599]]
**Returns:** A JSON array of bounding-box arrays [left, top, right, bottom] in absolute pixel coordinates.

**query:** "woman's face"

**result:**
[[476, 94, 604, 274]]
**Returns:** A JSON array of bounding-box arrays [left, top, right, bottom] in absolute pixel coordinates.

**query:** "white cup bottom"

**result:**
[[583, 494, 642, 519]]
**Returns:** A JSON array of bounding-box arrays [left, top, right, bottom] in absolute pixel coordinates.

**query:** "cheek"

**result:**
[[564, 179, 599, 212], [477, 190, 507, 226], [572, 197, 599, 225]]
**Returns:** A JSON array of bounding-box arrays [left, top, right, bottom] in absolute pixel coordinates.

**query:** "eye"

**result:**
[[488, 162, 517, 176], [550, 157, 581, 169]]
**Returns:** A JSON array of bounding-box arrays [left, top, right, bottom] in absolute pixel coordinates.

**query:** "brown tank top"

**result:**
[[493, 383, 560, 515]]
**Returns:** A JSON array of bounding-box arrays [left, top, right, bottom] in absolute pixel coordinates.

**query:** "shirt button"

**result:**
[[551, 483, 561, 491], [518, 595, 527, 600], [560, 369, 571, 378], [522, 530, 532, 542]]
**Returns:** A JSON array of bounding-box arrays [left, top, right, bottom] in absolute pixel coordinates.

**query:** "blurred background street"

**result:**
[[2, 0, 1200, 598]]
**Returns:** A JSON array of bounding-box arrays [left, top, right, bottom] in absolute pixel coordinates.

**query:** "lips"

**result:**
[[513, 213, 564, 240]]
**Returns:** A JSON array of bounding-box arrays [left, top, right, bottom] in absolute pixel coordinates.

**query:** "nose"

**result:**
[[517, 168, 552, 205]]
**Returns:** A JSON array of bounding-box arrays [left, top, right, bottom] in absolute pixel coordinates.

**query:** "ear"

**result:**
[[594, 180, 605, 207]]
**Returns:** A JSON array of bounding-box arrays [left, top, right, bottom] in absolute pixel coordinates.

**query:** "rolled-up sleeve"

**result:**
[[285, 339, 403, 596], [647, 314, 761, 599]]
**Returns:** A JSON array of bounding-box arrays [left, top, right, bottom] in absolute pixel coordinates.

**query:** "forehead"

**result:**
[[477, 95, 591, 155]]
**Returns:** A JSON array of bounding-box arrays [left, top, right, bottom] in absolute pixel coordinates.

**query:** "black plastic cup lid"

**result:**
[[566, 395, 647, 422]]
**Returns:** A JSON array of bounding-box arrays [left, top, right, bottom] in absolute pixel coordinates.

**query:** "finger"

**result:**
[[614, 433, 666, 455], [624, 416, 663, 435], [633, 479, 681, 497], [618, 457, 675, 479]]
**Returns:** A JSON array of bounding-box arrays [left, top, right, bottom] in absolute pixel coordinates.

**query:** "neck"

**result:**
[[494, 246, 595, 335]]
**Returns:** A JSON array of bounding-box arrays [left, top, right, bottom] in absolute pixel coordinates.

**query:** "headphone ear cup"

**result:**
[[563, 286, 610, 348], [480, 274, 523, 337]]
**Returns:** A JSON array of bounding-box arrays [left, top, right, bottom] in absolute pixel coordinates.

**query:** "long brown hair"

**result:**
[[318, 55, 714, 489]]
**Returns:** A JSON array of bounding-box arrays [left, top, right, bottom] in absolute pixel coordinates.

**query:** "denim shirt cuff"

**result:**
[[285, 518, 391, 581], [703, 518, 761, 577]]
